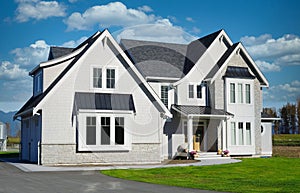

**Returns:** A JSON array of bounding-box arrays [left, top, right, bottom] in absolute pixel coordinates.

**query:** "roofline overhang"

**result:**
[[146, 76, 181, 82], [13, 108, 33, 120], [261, 117, 281, 122]]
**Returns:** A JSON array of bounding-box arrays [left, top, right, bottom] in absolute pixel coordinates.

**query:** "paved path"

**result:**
[[0, 160, 239, 193]]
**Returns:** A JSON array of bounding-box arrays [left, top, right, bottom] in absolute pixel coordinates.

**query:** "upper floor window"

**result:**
[[196, 84, 202, 99], [230, 83, 235, 103], [93, 68, 102, 88], [246, 84, 251, 104], [106, 68, 115, 89], [161, 86, 169, 107], [34, 71, 43, 95], [188, 85, 194, 98], [237, 83, 243, 103]]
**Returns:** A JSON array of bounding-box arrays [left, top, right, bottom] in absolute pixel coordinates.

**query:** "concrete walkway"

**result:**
[[1, 158, 241, 172]]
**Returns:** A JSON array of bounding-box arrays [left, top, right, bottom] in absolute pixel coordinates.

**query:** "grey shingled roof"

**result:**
[[172, 104, 233, 116], [120, 39, 188, 79], [74, 92, 136, 112], [224, 66, 255, 79], [48, 47, 74, 60]]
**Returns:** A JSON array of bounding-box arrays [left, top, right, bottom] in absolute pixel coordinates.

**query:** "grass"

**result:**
[[0, 151, 19, 158], [273, 134, 300, 146], [102, 157, 300, 193]]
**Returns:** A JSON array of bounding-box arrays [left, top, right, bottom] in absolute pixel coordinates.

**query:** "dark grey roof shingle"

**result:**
[[172, 104, 233, 116], [74, 92, 136, 112], [224, 66, 255, 79], [48, 47, 74, 60]]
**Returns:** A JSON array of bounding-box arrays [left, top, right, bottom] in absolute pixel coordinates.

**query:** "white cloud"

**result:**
[[114, 20, 197, 44], [138, 5, 153, 12], [11, 40, 50, 67], [190, 27, 201, 34], [0, 61, 28, 80], [64, 2, 156, 31], [255, 60, 280, 72], [186, 17, 194, 22], [15, 0, 66, 22], [61, 36, 88, 48]]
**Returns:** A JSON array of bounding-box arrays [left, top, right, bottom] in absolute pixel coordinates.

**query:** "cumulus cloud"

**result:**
[[64, 2, 156, 31], [186, 17, 194, 22], [114, 20, 197, 44], [15, 0, 66, 22], [11, 40, 50, 67], [264, 80, 300, 104], [61, 36, 88, 48], [0, 61, 28, 80], [255, 60, 280, 72], [242, 34, 300, 72], [138, 5, 153, 12]]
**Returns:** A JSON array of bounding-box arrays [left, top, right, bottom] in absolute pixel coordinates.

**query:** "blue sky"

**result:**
[[0, 0, 300, 112]]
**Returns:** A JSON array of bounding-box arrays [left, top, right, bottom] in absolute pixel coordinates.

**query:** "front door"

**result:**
[[195, 125, 205, 151]]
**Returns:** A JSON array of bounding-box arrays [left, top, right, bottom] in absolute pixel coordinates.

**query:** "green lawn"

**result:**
[[273, 134, 300, 146], [102, 158, 300, 193]]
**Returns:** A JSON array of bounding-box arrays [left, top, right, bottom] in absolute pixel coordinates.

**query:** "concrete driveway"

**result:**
[[0, 161, 226, 193]]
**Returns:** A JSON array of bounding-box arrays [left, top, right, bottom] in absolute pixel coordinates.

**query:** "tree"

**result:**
[[263, 108, 280, 134], [280, 103, 297, 134], [297, 98, 300, 134]]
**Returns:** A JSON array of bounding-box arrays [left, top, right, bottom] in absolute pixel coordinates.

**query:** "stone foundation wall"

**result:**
[[41, 143, 162, 165]]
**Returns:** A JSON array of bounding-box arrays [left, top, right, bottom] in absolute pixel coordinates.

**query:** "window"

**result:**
[[93, 68, 102, 88], [101, 117, 110, 145], [196, 84, 202, 98], [230, 83, 235, 103], [183, 121, 187, 143], [238, 122, 244, 145], [34, 72, 43, 95], [188, 85, 194, 98], [246, 84, 251, 104], [106, 69, 115, 88], [246, 122, 251, 145], [238, 83, 243, 103], [161, 86, 169, 107], [231, 122, 236, 145], [86, 117, 96, 145], [115, 117, 124, 145]]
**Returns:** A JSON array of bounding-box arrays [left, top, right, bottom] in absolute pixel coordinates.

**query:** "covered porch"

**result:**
[[171, 105, 233, 153]]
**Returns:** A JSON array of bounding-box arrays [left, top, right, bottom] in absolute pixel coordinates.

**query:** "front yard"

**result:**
[[102, 157, 300, 193]]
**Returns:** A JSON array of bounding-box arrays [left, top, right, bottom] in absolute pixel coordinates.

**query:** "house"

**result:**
[[14, 29, 272, 165]]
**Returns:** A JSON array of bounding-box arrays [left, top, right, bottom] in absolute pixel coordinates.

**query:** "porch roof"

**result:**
[[172, 105, 233, 118]]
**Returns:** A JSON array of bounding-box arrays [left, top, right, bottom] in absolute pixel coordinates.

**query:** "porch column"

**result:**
[[187, 116, 193, 151]]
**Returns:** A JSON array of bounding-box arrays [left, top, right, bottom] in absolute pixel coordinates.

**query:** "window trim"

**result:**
[[90, 66, 117, 91], [33, 71, 43, 96], [161, 85, 169, 108]]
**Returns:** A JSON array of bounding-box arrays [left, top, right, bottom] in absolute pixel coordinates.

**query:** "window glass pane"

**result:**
[[238, 122, 244, 145], [246, 122, 251, 145], [86, 117, 96, 145], [196, 84, 202, 98], [188, 85, 194, 98], [115, 117, 124, 145], [107, 69, 115, 88], [230, 83, 235, 103], [246, 84, 251, 104], [93, 68, 102, 88], [238, 83, 243, 103], [101, 117, 110, 145], [231, 122, 236, 145]]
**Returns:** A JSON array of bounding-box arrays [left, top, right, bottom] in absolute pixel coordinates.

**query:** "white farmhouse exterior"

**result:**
[[15, 29, 272, 165]]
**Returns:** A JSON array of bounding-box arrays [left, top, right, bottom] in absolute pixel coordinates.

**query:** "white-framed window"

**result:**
[[196, 84, 202, 99], [93, 68, 102, 88], [188, 84, 194, 98], [246, 84, 251, 104], [231, 122, 236, 145], [79, 113, 129, 151], [237, 83, 243, 103], [238, 122, 244, 145], [106, 68, 115, 89], [161, 85, 169, 107], [230, 83, 235, 103], [246, 122, 251, 145], [34, 71, 43, 95]]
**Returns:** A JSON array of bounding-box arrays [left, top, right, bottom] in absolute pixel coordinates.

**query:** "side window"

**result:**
[[161, 86, 169, 107], [106, 69, 115, 89], [230, 83, 235, 103], [196, 84, 202, 99], [246, 84, 251, 104], [237, 83, 243, 103], [188, 85, 194, 98], [101, 117, 111, 145], [231, 122, 236, 145], [238, 122, 244, 145], [115, 117, 124, 145], [93, 68, 102, 88], [86, 117, 96, 145]]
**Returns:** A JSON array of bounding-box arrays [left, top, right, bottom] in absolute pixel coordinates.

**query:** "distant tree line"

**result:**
[[264, 98, 300, 134]]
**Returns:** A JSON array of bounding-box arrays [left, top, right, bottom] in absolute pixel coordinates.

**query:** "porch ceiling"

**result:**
[[172, 104, 233, 118]]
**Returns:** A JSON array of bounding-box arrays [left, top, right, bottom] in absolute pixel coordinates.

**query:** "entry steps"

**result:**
[[194, 152, 231, 160]]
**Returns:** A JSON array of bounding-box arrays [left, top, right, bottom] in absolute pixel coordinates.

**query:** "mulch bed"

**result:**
[[273, 146, 300, 158]]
